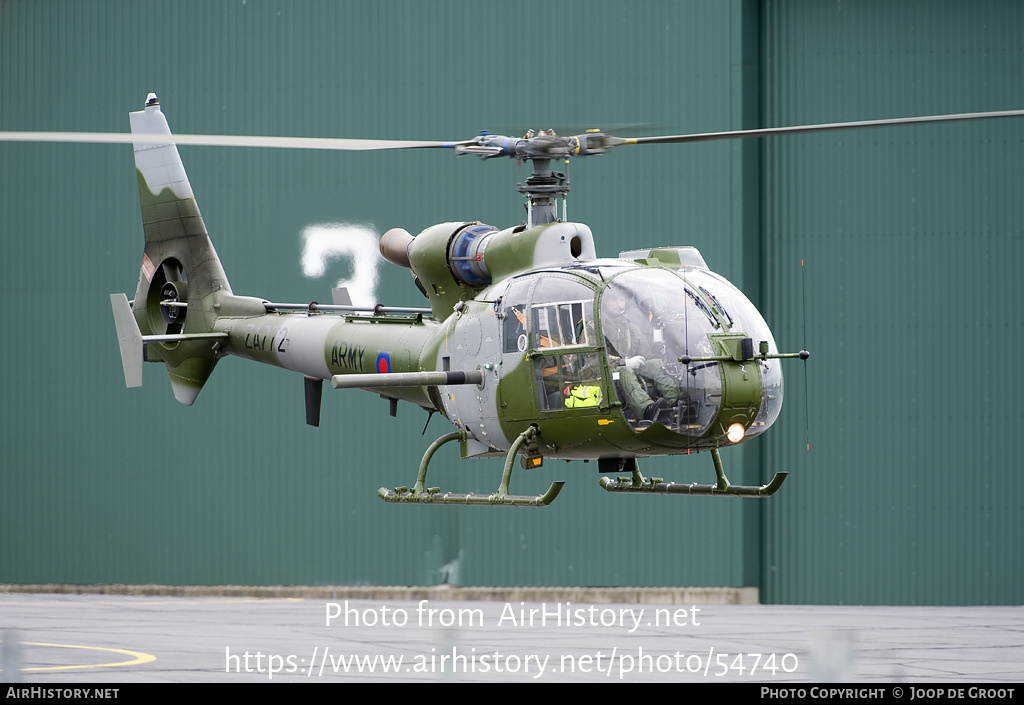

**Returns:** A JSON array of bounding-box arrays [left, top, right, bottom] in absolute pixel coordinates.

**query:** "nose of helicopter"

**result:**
[[600, 268, 783, 446]]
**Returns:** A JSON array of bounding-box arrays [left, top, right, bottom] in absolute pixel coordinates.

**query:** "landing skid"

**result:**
[[378, 426, 564, 507], [599, 448, 788, 497]]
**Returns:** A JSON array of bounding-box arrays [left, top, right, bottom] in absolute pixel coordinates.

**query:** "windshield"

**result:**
[[600, 268, 782, 437]]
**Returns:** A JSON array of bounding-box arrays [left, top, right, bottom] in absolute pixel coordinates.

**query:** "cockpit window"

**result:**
[[501, 275, 597, 353], [501, 277, 534, 353], [601, 269, 722, 434], [601, 269, 719, 359], [501, 275, 602, 412], [529, 277, 595, 350], [532, 301, 592, 348]]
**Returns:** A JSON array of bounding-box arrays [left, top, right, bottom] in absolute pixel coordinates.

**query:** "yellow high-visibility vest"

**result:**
[[564, 385, 602, 408]]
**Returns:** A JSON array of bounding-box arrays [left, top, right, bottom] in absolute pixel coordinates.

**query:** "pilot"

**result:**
[[602, 287, 681, 421]]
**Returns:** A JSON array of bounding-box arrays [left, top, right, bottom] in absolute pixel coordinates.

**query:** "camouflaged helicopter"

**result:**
[[8, 95, 1021, 507]]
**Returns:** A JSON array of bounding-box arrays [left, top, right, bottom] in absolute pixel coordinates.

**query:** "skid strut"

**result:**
[[599, 448, 788, 497], [378, 426, 564, 506]]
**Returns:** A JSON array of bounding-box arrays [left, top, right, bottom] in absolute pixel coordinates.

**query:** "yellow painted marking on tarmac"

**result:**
[[18, 641, 157, 672]]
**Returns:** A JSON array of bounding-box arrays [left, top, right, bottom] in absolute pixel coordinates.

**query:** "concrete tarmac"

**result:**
[[1, 592, 1022, 683]]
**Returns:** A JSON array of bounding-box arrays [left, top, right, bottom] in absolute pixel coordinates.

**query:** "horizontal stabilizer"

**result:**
[[110, 293, 143, 387], [331, 370, 483, 389], [110, 293, 229, 389]]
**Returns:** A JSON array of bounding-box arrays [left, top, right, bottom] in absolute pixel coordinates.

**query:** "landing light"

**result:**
[[726, 423, 745, 443]]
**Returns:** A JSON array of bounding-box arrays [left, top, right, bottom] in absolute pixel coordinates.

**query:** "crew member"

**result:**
[[602, 287, 680, 421]]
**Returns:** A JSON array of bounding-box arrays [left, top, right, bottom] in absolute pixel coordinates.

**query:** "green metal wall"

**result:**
[[1, 1, 1020, 604], [1, 1, 765, 590], [759, 0, 1024, 604]]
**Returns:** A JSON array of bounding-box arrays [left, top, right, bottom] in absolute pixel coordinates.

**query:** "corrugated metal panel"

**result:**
[[2, 2, 766, 588], [760, 0, 1024, 604], [12, 1, 1016, 604]]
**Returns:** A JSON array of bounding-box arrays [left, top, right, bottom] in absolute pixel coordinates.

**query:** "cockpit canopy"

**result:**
[[600, 267, 783, 437], [499, 262, 783, 444]]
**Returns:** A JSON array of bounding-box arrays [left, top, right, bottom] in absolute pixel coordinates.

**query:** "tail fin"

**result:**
[[122, 94, 231, 405]]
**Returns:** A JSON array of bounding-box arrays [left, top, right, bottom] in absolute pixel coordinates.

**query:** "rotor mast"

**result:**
[[519, 157, 568, 226], [455, 130, 613, 227]]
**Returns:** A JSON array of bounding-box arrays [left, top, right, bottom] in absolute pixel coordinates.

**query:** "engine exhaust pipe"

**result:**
[[379, 228, 414, 269]]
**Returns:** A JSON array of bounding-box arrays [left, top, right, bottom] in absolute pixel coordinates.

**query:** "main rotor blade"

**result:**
[[0, 131, 469, 151], [618, 109, 1024, 146], [5, 109, 1020, 152]]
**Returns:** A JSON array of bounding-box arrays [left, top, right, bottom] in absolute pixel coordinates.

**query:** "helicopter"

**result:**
[[6, 96, 1021, 507]]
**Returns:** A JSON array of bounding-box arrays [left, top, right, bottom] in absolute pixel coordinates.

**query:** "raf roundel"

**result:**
[[376, 352, 391, 374]]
